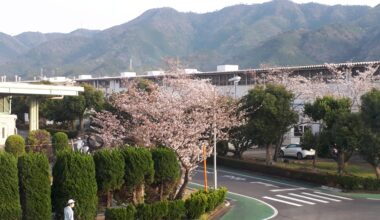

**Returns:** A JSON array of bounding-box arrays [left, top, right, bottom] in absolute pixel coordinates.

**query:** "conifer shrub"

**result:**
[[135, 203, 152, 220], [166, 200, 186, 220], [26, 129, 53, 162], [120, 147, 154, 204], [105, 205, 136, 220], [52, 132, 70, 154], [185, 192, 208, 219], [18, 153, 51, 220], [151, 147, 180, 200], [94, 149, 124, 207], [5, 134, 25, 157], [52, 151, 97, 220], [0, 152, 21, 219]]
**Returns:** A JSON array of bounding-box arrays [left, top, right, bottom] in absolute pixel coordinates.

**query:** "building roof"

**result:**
[[0, 82, 84, 96]]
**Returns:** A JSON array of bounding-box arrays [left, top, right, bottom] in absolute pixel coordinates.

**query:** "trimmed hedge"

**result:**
[[105, 205, 136, 220], [105, 188, 224, 220], [5, 134, 25, 157], [52, 132, 70, 154], [121, 147, 154, 188], [52, 151, 98, 220], [215, 156, 380, 191], [46, 128, 78, 139], [120, 147, 154, 204], [166, 200, 186, 220], [18, 153, 51, 220], [26, 129, 53, 162], [94, 149, 125, 207], [185, 191, 208, 219], [0, 152, 21, 219], [151, 148, 180, 200]]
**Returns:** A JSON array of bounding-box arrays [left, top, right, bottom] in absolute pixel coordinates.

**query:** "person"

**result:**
[[64, 199, 75, 220]]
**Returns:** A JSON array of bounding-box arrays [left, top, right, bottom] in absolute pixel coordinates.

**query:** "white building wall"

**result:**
[[0, 114, 17, 147]]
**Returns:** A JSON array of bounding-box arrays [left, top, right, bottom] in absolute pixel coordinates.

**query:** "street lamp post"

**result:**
[[228, 76, 241, 99]]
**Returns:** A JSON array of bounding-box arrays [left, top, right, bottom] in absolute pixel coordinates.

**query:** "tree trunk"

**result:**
[[266, 144, 272, 166], [133, 184, 145, 205], [337, 153, 345, 175], [79, 116, 84, 132], [312, 151, 317, 170], [273, 136, 284, 162], [106, 190, 112, 208], [160, 182, 164, 201], [375, 166, 380, 179], [175, 168, 189, 200]]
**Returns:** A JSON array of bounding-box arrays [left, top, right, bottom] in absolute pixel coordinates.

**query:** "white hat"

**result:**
[[67, 199, 75, 204]]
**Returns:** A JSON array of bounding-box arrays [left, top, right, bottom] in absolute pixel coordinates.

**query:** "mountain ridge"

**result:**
[[0, 0, 379, 79]]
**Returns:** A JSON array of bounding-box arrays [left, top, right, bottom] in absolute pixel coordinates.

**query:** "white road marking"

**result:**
[[209, 168, 305, 188], [251, 181, 280, 188], [271, 187, 306, 192], [301, 192, 341, 202], [313, 191, 353, 200], [288, 193, 329, 203], [367, 198, 380, 201], [275, 195, 316, 205], [263, 196, 303, 207], [222, 175, 246, 181]]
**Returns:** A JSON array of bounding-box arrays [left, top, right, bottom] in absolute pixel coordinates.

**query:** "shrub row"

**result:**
[[5, 130, 71, 160], [0, 152, 51, 220], [46, 128, 78, 139], [185, 187, 227, 219], [105, 187, 227, 220], [105, 200, 185, 220], [216, 156, 380, 191]]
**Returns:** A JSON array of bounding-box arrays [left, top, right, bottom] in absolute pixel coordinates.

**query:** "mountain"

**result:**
[[0, 0, 379, 79]]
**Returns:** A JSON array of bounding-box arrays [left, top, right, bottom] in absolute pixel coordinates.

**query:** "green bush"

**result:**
[[136, 203, 153, 220], [151, 148, 180, 200], [121, 147, 154, 204], [151, 201, 168, 220], [166, 200, 186, 220], [337, 176, 360, 191], [105, 205, 136, 220], [46, 128, 78, 139], [52, 151, 97, 220], [216, 187, 228, 205], [185, 192, 208, 219], [52, 132, 70, 154], [5, 134, 25, 157], [94, 149, 124, 207], [205, 190, 219, 212], [0, 152, 21, 219], [26, 129, 53, 162], [18, 153, 51, 220]]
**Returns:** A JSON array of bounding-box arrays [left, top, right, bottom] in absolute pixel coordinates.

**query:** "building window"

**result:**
[[2, 127, 5, 139]]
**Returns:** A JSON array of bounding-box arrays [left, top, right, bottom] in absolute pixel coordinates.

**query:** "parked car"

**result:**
[[280, 144, 315, 159]]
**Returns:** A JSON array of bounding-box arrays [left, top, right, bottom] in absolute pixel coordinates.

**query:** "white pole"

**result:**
[[214, 125, 217, 189], [213, 88, 218, 189]]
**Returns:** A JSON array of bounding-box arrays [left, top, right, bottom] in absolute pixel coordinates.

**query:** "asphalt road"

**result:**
[[192, 166, 380, 220]]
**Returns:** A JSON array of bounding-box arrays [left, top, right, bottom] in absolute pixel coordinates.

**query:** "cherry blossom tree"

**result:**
[[93, 74, 239, 199]]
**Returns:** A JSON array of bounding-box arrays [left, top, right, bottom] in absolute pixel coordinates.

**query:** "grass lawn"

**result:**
[[274, 159, 376, 178]]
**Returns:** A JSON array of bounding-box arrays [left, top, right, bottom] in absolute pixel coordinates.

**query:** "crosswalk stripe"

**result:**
[[276, 195, 316, 205], [271, 187, 305, 192], [263, 196, 303, 207], [301, 192, 341, 202], [288, 193, 329, 203], [313, 191, 353, 200]]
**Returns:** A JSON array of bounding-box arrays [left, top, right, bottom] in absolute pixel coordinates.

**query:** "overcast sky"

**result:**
[[1, 0, 379, 35]]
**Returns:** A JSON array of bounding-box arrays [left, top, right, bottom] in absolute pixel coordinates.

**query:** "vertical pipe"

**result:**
[[203, 144, 208, 192]]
